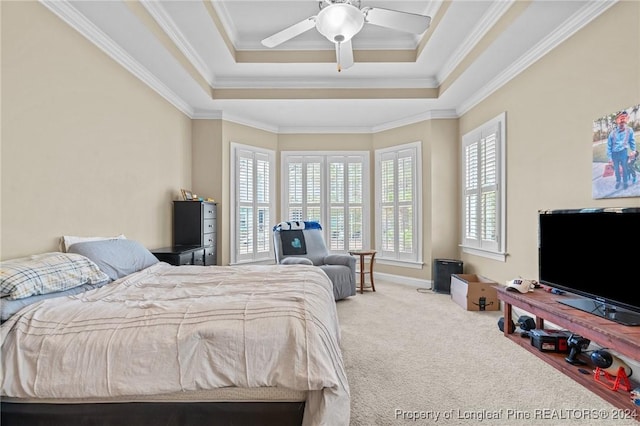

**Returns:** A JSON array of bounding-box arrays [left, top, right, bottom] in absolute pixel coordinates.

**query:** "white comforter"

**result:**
[[0, 263, 350, 426]]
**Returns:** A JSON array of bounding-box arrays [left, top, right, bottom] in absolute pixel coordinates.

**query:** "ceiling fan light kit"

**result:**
[[316, 3, 364, 44], [260, 0, 431, 72]]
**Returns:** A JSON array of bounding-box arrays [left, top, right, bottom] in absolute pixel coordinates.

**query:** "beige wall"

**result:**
[[459, 1, 640, 284], [191, 119, 223, 263], [190, 119, 281, 266], [457, 1, 639, 372], [372, 124, 425, 279], [3, 1, 638, 291], [424, 119, 460, 262], [368, 119, 459, 280], [222, 121, 279, 266], [1, 2, 192, 259], [199, 126, 453, 277], [192, 119, 223, 204]]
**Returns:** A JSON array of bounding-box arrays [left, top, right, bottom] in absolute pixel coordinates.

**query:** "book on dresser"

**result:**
[[172, 200, 217, 266]]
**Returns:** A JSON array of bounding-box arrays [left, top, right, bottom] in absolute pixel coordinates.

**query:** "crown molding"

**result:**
[[39, 0, 194, 118], [213, 76, 438, 90], [275, 108, 458, 135], [219, 113, 279, 134], [192, 109, 279, 133], [436, 0, 514, 85], [209, 0, 238, 49], [236, 38, 422, 51], [38, 0, 616, 135], [457, 0, 617, 116], [277, 125, 374, 134], [140, 0, 216, 86], [191, 110, 223, 120], [371, 108, 458, 133]]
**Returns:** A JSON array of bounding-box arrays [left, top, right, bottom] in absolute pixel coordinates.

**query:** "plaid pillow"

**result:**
[[0, 252, 110, 300]]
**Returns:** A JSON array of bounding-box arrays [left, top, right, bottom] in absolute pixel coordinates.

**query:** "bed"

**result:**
[[0, 239, 350, 426]]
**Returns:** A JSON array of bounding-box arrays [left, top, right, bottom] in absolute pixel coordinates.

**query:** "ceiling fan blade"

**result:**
[[335, 39, 354, 72], [363, 7, 431, 34], [261, 17, 316, 48]]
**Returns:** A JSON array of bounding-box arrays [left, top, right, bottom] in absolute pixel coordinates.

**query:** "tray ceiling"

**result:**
[[42, 0, 616, 133]]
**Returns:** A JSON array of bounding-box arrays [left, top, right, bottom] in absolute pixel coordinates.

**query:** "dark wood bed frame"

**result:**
[[0, 401, 305, 426]]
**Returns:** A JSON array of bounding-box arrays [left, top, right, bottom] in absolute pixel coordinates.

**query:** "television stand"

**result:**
[[495, 286, 640, 417], [557, 298, 640, 326]]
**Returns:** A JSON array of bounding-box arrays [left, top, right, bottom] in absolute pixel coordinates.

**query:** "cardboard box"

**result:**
[[450, 274, 500, 311]]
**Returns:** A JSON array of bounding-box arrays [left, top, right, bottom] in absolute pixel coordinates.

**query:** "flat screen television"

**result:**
[[538, 207, 640, 326]]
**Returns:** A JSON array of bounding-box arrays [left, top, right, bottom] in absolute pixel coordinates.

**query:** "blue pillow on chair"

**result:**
[[280, 230, 307, 255]]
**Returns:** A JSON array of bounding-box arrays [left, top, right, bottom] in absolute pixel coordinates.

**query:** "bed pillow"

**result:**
[[1, 278, 111, 322], [68, 239, 159, 281], [60, 234, 126, 252], [0, 252, 110, 300]]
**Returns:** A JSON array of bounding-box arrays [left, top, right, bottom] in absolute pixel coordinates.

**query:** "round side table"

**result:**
[[348, 250, 376, 294]]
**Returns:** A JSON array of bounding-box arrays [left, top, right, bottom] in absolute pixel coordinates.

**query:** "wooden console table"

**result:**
[[495, 286, 640, 415]]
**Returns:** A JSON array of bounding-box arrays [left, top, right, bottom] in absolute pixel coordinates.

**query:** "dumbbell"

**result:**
[[498, 315, 535, 336]]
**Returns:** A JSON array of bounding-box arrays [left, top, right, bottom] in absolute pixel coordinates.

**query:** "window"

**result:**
[[461, 112, 506, 261], [231, 143, 276, 264], [374, 142, 422, 266], [281, 152, 369, 252]]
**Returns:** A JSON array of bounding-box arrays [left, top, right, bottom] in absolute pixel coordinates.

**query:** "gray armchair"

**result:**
[[273, 221, 356, 300]]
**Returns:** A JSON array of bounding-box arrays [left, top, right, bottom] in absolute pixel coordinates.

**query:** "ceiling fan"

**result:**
[[261, 0, 431, 72]]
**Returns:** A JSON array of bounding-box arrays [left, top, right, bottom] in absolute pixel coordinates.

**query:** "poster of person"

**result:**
[[592, 104, 639, 199]]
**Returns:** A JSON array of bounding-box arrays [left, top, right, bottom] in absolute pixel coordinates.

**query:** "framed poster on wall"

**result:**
[[592, 104, 639, 199]]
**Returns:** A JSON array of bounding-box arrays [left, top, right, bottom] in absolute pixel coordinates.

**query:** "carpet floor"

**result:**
[[335, 280, 638, 425]]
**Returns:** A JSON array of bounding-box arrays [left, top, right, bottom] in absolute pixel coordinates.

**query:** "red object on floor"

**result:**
[[593, 366, 632, 392]]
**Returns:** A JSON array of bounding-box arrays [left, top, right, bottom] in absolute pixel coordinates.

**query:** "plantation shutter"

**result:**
[[255, 153, 271, 255], [285, 156, 323, 223], [463, 123, 500, 251], [234, 145, 274, 263], [348, 161, 363, 250], [376, 143, 420, 263], [282, 152, 368, 252], [237, 153, 253, 257]]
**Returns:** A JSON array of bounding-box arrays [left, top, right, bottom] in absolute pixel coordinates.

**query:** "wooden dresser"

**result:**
[[173, 201, 217, 266]]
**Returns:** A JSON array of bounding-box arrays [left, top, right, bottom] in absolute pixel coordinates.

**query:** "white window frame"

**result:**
[[281, 151, 370, 252], [460, 112, 506, 261], [374, 141, 423, 268], [231, 143, 276, 265]]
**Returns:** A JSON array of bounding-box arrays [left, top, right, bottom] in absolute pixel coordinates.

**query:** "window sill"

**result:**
[[460, 246, 507, 262]]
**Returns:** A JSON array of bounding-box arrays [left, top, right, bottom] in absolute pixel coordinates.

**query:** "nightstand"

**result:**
[[151, 245, 206, 266]]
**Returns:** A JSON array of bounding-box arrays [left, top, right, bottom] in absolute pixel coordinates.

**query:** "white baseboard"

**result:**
[[373, 272, 432, 289]]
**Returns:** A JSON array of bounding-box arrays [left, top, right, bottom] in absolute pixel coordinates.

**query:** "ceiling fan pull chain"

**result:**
[[337, 41, 342, 72]]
